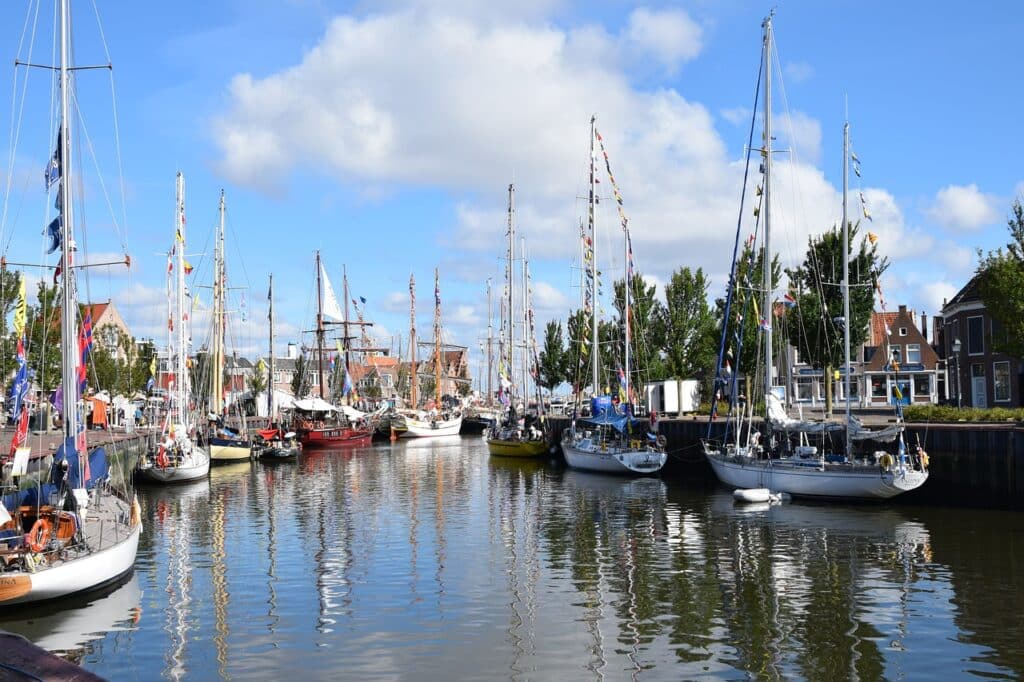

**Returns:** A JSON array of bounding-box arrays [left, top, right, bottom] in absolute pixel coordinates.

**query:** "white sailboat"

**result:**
[[0, 0, 142, 606], [701, 14, 928, 500], [561, 117, 666, 475], [399, 269, 464, 437], [137, 173, 211, 483]]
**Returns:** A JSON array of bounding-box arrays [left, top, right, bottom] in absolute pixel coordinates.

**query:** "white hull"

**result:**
[[1, 501, 142, 607], [705, 449, 928, 500], [400, 416, 463, 438], [562, 438, 666, 475], [137, 447, 210, 484]]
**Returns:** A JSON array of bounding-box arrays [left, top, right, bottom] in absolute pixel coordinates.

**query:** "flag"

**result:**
[[342, 368, 354, 397], [184, 260, 193, 275], [893, 383, 903, 400], [783, 292, 796, 307], [256, 357, 266, 375], [149, 356, 157, 377], [8, 405, 29, 456], [45, 131, 61, 189], [77, 312, 94, 395], [145, 376, 155, 391], [46, 216, 62, 254], [8, 338, 29, 418], [868, 232, 878, 244], [336, 339, 345, 355], [359, 296, 366, 304], [13, 275, 26, 338]]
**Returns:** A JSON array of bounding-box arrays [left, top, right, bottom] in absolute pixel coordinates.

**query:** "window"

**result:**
[[889, 345, 902, 366], [871, 376, 887, 398], [796, 379, 814, 401], [381, 374, 394, 388], [906, 344, 921, 363], [994, 361, 1011, 402], [913, 374, 930, 398], [899, 327, 908, 336], [967, 316, 984, 355]]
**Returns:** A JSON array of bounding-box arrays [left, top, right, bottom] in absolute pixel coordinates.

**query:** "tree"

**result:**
[[977, 199, 1024, 358], [663, 267, 717, 382], [613, 272, 668, 382], [25, 281, 62, 391], [565, 309, 592, 396], [0, 268, 24, 388], [290, 350, 310, 398], [537, 320, 567, 394], [248, 361, 268, 395], [785, 221, 887, 415]]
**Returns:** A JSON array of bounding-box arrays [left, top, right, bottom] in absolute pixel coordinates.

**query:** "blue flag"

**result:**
[[46, 216, 62, 254], [45, 132, 61, 190]]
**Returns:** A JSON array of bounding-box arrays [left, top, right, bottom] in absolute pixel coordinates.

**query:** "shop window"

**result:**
[[913, 374, 930, 398], [871, 376, 887, 398]]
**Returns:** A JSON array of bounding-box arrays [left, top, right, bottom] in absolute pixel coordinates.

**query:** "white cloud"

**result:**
[[625, 8, 703, 73], [720, 106, 750, 126], [784, 61, 813, 83], [926, 183, 1000, 231]]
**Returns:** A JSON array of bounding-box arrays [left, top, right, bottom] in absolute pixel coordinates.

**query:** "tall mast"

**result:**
[[409, 273, 417, 408], [486, 277, 493, 406], [268, 274, 275, 421], [589, 115, 599, 395], [434, 268, 442, 407], [343, 264, 350, 405], [174, 174, 187, 427], [761, 14, 774, 407], [520, 237, 528, 399], [507, 183, 515, 403], [58, 0, 79, 443], [623, 227, 631, 413], [315, 250, 325, 399], [212, 190, 225, 415], [842, 119, 852, 453]]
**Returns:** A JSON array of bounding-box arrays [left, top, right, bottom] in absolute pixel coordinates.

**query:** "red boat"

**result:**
[[295, 420, 372, 447]]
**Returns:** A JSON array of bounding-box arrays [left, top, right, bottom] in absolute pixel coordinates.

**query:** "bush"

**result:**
[[903, 404, 1024, 423]]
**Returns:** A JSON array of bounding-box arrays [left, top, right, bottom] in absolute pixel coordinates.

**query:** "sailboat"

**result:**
[[0, 0, 141, 606], [256, 274, 301, 459], [291, 252, 372, 447], [137, 173, 211, 483], [205, 191, 253, 463], [486, 183, 549, 457], [398, 269, 464, 438], [701, 14, 928, 500], [561, 117, 666, 475]]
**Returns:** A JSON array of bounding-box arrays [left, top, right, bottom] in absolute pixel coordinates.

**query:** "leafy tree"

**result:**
[[663, 267, 717, 382], [613, 272, 668, 382], [248, 361, 268, 395], [290, 350, 310, 398], [977, 199, 1024, 358], [537, 320, 567, 393], [785, 221, 887, 415], [25, 281, 62, 391], [190, 350, 211, 412], [565, 308, 592, 396], [0, 268, 24, 387], [419, 375, 436, 403]]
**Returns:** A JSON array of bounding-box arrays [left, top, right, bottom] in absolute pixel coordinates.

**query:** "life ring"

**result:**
[[156, 446, 169, 468], [878, 453, 894, 471], [656, 434, 667, 448], [26, 518, 52, 553]]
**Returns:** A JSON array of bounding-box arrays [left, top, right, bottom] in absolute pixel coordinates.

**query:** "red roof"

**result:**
[[870, 311, 900, 346]]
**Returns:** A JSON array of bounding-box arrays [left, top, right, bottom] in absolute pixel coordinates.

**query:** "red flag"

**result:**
[[9, 407, 29, 456]]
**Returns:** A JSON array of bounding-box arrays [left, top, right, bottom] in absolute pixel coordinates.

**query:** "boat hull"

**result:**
[[208, 441, 252, 462], [704, 449, 929, 500], [0, 503, 141, 608], [400, 416, 463, 438], [562, 438, 666, 475], [486, 438, 549, 458], [136, 458, 209, 484], [299, 427, 372, 448]]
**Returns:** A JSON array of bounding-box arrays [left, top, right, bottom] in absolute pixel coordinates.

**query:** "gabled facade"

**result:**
[[862, 305, 940, 406], [941, 274, 1022, 408]]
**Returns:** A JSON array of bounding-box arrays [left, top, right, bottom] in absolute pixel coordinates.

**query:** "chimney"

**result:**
[[921, 311, 928, 343], [287, 342, 298, 359]]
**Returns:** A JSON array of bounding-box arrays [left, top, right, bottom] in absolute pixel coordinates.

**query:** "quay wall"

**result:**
[[547, 416, 1024, 509]]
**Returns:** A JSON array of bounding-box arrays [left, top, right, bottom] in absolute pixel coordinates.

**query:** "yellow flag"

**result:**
[[336, 339, 345, 355], [256, 357, 266, 374], [12, 275, 26, 337], [149, 356, 157, 377]]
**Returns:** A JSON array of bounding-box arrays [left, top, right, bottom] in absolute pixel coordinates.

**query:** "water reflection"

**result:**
[[1, 438, 1021, 680]]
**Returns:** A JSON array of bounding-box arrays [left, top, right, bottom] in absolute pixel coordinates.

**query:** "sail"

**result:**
[[766, 394, 844, 435], [320, 262, 344, 322], [847, 414, 902, 443]]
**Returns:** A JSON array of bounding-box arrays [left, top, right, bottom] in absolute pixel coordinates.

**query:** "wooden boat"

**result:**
[[1, 0, 141, 605], [137, 173, 210, 484]]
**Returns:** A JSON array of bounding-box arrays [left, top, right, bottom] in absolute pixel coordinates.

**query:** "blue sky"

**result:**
[[2, 0, 1022, 382]]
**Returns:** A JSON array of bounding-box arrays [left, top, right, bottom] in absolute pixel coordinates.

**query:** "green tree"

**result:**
[[25, 282, 62, 391], [419, 375, 436, 403], [977, 199, 1024, 358], [290, 350, 310, 398], [785, 221, 887, 415], [565, 309, 592, 397], [613, 272, 668, 382], [248, 360, 268, 395], [663, 267, 717, 382], [0, 268, 24, 388], [537, 320, 567, 394]]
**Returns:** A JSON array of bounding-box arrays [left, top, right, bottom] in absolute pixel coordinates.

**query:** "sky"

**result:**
[[1, 0, 1022, 385]]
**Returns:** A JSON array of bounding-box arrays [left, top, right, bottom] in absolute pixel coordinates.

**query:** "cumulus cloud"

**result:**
[[625, 8, 703, 72], [926, 183, 1000, 231]]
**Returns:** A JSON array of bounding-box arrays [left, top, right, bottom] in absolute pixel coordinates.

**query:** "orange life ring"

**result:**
[[26, 518, 52, 553], [156, 446, 169, 468]]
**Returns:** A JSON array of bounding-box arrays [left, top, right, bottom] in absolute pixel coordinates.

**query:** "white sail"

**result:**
[[320, 262, 345, 322]]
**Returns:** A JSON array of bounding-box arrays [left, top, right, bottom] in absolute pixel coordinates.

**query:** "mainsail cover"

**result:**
[[847, 414, 902, 443], [766, 393, 844, 434]]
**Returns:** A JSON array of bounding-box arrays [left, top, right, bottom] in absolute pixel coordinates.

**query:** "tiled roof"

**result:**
[[870, 311, 900, 346]]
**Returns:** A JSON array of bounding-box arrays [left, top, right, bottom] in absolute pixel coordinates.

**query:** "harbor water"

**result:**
[[1, 436, 1022, 680]]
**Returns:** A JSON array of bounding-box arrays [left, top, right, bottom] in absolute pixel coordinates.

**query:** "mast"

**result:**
[[623, 225, 631, 414], [486, 277, 493, 406], [268, 274, 275, 422], [434, 268, 442, 407], [174, 174, 187, 427], [212, 190, 226, 415], [507, 183, 515, 403], [589, 115, 599, 395], [761, 14, 774, 409], [842, 119, 852, 454], [343, 265, 350, 405], [409, 273, 417, 408], [315, 250, 325, 399], [58, 0, 79, 444], [521, 236, 528, 401]]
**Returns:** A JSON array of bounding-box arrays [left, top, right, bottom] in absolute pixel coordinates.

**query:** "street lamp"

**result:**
[[952, 337, 962, 408]]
